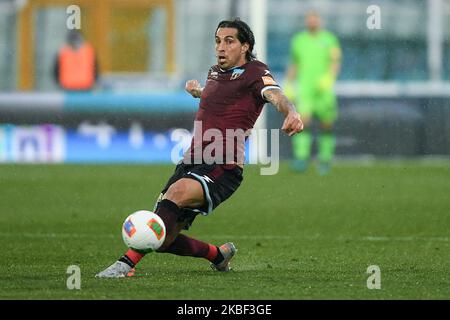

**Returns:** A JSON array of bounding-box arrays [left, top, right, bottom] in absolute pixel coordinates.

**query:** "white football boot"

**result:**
[[210, 242, 237, 272], [95, 261, 133, 278]]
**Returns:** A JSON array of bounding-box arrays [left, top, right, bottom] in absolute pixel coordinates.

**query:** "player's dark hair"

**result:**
[[216, 18, 256, 61]]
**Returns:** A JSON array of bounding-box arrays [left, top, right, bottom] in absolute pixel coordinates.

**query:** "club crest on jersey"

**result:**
[[210, 71, 218, 79], [230, 68, 245, 80]]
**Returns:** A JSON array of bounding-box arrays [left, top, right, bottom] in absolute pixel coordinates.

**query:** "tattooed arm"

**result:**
[[263, 88, 304, 136]]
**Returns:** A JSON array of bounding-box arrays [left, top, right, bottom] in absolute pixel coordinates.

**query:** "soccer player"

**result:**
[[96, 18, 303, 278], [285, 11, 341, 175]]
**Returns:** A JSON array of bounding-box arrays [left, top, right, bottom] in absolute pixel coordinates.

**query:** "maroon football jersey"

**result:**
[[184, 60, 280, 165]]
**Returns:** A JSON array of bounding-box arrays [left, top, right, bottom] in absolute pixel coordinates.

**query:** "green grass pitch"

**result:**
[[0, 162, 449, 299]]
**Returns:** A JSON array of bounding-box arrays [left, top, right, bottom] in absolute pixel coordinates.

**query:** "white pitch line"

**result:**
[[361, 236, 450, 242], [0, 232, 448, 242], [211, 235, 450, 242], [0, 232, 115, 239]]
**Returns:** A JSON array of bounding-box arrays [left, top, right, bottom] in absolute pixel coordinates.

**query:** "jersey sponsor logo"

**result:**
[[230, 68, 245, 80], [262, 76, 277, 86]]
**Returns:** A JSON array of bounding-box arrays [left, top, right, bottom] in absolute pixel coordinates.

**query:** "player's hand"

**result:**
[[185, 79, 203, 98], [282, 111, 304, 137]]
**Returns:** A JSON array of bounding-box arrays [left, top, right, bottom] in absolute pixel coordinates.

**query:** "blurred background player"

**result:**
[[284, 10, 341, 175], [54, 30, 99, 91]]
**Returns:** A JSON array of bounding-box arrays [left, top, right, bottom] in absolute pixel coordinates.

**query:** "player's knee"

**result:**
[[163, 179, 204, 208], [163, 180, 189, 207]]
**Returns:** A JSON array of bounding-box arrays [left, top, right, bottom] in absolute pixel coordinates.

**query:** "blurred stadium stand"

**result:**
[[0, 0, 449, 163]]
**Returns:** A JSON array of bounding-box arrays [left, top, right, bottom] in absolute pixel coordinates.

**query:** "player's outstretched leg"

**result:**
[[94, 198, 182, 278], [96, 198, 231, 277], [154, 179, 236, 271], [95, 192, 184, 278], [158, 232, 235, 272], [96, 175, 238, 277]]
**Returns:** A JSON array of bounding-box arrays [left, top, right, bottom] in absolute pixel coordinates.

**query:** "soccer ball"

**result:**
[[122, 210, 166, 253]]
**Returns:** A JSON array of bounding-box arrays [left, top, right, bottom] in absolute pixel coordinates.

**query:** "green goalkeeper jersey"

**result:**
[[290, 30, 340, 86]]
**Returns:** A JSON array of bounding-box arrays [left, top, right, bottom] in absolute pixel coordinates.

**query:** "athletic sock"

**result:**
[[119, 249, 145, 268], [293, 129, 312, 161], [161, 233, 222, 263], [212, 247, 224, 265], [155, 199, 182, 235], [318, 132, 336, 163]]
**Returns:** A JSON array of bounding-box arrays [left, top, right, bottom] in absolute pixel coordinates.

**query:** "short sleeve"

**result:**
[[247, 62, 281, 103]]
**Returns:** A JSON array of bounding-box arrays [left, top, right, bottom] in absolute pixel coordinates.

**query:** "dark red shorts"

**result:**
[[155, 162, 243, 229]]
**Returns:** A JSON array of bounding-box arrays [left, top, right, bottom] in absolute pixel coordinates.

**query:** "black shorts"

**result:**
[[154, 162, 244, 229]]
